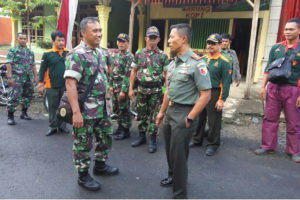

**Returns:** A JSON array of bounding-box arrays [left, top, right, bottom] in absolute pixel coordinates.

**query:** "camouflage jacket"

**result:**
[[6, 44, 36, 76], [109, 49, 134, 93], [99, 47, 113, 74], [64, 41, 108, 119], [131, 47, 169, 93]]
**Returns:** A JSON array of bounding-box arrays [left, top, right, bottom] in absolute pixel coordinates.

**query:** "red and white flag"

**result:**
[[57, 0, 78, 49]]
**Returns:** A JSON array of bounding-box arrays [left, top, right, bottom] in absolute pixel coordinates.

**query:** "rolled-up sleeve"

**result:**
[[64, 52, 83, 82]]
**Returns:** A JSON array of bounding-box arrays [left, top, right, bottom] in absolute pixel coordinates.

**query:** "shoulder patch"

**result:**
[[220, 55, 230, 63], [199, 66, 208, 76], [191, 54, 201, 61]]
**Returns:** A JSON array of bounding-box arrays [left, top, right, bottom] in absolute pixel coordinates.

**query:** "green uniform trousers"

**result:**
[[161, 104, 198, 199], [46, 87, 66, 130], [112, 92, 131, 129], [192, 88, 222, 148]]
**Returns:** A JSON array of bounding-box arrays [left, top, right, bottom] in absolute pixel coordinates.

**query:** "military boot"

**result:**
[[7, 111, 16, 125], [20, 106, 32, 120], [131, 132, 146, 147], [114, 125, 130, 140], [77, 171, 101, 191], [113, 125, 122, 136], [148, 134, 157, 153], [93, 161, 119, 176]]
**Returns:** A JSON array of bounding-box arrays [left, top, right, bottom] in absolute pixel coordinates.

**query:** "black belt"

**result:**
[[112, 77, 123, 81], [169, 101, 194, 107], [138, 82, 162, 89]]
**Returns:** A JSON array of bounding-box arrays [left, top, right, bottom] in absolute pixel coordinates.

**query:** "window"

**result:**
[[191, 19, 229, 49], [21, 6, 44, 43]]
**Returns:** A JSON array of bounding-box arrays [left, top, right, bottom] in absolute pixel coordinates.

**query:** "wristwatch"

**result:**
[[186, 116, 193, 123], [6, 76, 12, 79]]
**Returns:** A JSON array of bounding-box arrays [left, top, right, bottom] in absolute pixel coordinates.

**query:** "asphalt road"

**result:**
[[0, 114, 300, 199]]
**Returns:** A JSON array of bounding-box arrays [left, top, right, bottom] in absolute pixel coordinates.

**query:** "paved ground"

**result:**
[[0, 111, 300, 199], [0, 80, 299, 198]]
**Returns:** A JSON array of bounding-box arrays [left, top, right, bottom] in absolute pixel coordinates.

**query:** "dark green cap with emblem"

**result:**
[[117, 33, 129, 42], [207, 33, 222, 43], [146, 26, 160, 37]]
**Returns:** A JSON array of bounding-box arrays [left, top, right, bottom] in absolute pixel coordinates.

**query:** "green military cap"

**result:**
[[146, 26, 160, 37], [117, 33, 129, 42], [207, 33, 222, 43]]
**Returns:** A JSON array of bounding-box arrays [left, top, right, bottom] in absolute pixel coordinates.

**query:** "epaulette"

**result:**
[[220, 55, 230, 63], [191, 54, 201, 61]]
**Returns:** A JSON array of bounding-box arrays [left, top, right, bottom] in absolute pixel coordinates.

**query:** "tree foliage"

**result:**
[[0, 0, 60, 45]]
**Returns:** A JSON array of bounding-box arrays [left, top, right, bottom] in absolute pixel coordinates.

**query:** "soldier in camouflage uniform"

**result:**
[[64, 17, 118, 191], [6, 32, 38, 125], [109, 33, 134, 140], [129, 26, 169, 153], [99, 46, 113, 75]]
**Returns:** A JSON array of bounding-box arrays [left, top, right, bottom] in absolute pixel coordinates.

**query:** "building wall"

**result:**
[[150, 3, 271, 81], [255, 0, 282, 81], [0, 17, 12, 45]]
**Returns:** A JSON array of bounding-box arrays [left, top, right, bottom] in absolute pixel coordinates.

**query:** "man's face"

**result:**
[[81, 21, 102, 48], [53, 36, 65, 50], [284, 22, 300, 41], [168, 28, 185, 53], [207, 41, 220, 54], [117, 40, 129, 52], [145, 35, 160, 49], [17, 34, 28, 48], [221, 38, 231, 49]]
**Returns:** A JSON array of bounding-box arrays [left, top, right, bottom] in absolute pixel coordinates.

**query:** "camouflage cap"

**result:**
[[146, 26, 160, 37], [207, 33, 222, 43], [117, 33, 129, 42]]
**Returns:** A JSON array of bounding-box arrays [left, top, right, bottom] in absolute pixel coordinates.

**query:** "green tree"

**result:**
[[0, 0, 60, 47]]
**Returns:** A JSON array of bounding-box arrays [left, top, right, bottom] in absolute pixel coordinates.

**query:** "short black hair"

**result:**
[[170, 23, 192, 44], [287, 18, 300, 29], [221, 33, 232, 41], [51, 31, 65, 41], [17, 32, 27, 37], [80, 17, 99, 31]]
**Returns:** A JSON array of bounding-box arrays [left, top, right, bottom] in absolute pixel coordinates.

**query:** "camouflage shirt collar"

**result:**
[[145, 46, 160, 53], [79, 40, 98, 53], [16, 44, 28, 50], [176, 48, 193, 63]]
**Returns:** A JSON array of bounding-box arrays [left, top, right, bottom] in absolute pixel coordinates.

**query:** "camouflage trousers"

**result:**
[[72, 114, 113, 173], [112, 92, 131, 129], [7, 74, 34, 113], [136, 91, 162, 135]]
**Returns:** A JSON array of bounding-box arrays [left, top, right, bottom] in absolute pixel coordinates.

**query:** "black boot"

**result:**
[[93, 161, 119, 176], [113, 125, 122, 136], [78, 171, 101, 191], [148, 134, 157, 153], [20, 106, 32, 120], [114, 126, 130, 140], [7, 111, 16, 125], [131, 132, 146, 147]]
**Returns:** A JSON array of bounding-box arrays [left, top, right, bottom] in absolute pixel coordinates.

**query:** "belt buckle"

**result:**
[[169, 101, 174, 107]]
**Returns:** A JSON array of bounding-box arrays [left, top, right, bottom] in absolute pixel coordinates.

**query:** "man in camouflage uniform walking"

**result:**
[[64, 17, 118, 191], [6, 32, 37, 125], [109, 33, 134, 140], [129, 26, 169, 153]]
